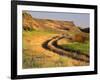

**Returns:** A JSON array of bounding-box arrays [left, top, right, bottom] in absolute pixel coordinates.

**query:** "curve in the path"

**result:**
[[42, 35, 89, 63]]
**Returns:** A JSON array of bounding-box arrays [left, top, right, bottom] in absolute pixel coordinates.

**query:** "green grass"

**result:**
[[60, 41, 89, 55]]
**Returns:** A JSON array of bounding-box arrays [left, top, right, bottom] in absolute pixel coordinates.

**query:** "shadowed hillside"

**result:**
[[79, 27, 90, 33]]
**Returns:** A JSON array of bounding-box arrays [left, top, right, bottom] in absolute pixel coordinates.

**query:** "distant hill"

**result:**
[[79, 27, 90, 33], [22, 12, 82, 34], [22, 12, 90, 42]]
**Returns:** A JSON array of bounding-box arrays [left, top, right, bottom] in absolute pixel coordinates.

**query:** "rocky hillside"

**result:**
[[22, 12, 89, 41], [22, 12, 82, 34]]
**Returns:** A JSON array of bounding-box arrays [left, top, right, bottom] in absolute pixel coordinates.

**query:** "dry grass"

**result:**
[[23, 30, 89, 69]]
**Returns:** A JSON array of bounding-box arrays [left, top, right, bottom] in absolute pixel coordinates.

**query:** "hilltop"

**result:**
[[22, 12, 82, 34]]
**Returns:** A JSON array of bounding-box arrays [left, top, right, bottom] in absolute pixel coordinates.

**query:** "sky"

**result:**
[[26, 11, 90, 28]]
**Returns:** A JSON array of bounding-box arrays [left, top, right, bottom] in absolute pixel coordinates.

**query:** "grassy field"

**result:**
[[22, 30, 88, 69], [60, 41, 89, 55]]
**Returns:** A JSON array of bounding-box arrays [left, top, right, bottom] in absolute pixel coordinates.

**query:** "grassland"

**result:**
[[59, 41, 89, 55], [22, 30, 88, 69], [22, 12, 90, 69]]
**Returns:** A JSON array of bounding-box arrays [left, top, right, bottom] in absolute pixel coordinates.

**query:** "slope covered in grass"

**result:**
[[60, 41, 89, 55], [22, 30, 88, 68]]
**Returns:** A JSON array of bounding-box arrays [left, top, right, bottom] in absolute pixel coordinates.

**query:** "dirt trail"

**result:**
[[42, 35, 89, 63]]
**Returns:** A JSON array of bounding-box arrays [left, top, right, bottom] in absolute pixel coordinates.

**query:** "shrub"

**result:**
[[72, 33, 86, 43]]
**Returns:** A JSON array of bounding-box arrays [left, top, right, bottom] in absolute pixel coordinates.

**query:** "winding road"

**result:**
[[42, 35, 89, 63]]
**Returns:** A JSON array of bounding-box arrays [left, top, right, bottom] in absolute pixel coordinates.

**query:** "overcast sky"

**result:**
[[25, 11, 90, 28]]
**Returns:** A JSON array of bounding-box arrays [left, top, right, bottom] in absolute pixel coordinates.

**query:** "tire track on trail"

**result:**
[[42, 35, 89, 63]]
